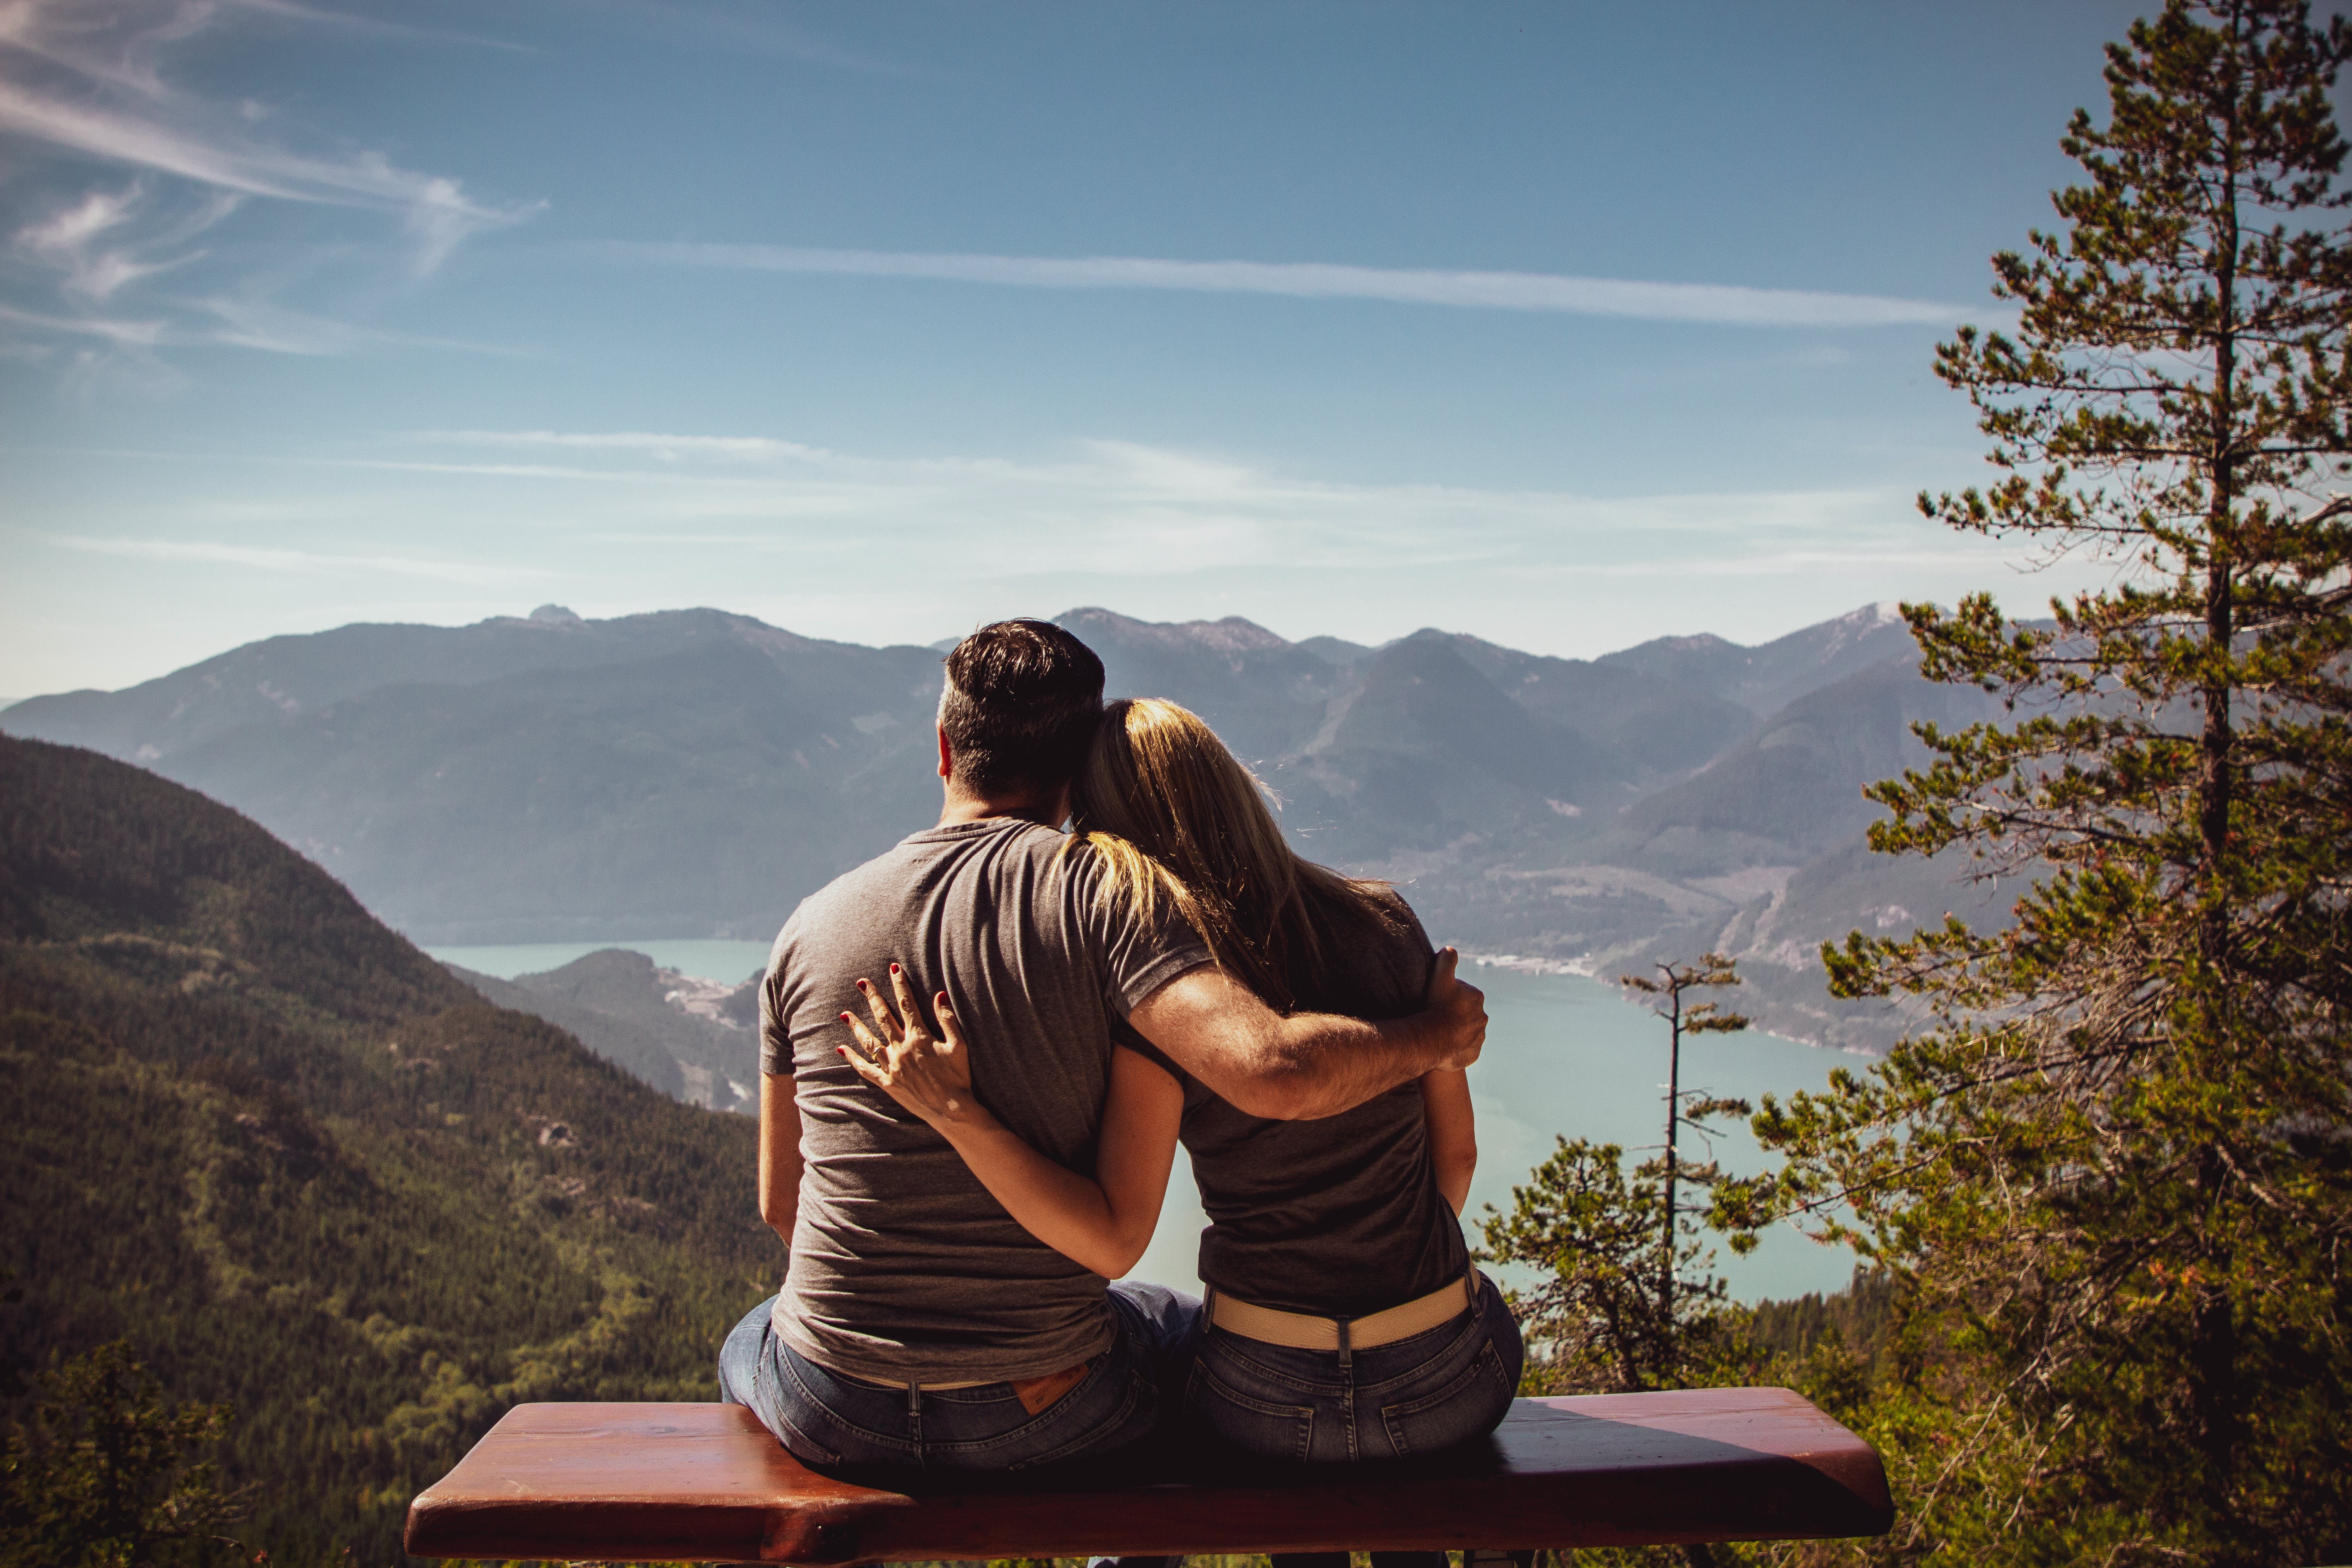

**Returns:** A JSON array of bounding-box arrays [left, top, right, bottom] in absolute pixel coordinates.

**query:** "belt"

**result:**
[[836, 1359, 1092, 1415], [1208, 1271, 1480, 1352]]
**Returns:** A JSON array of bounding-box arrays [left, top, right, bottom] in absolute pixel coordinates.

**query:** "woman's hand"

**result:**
[[842, 964, 1182, 1278], [839, 964, 989, 1132]]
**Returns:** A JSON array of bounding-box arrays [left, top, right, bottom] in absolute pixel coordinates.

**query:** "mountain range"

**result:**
[[4, 600, 2014, 1053]]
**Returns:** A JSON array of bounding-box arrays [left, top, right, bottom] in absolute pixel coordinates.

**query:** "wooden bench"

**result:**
[[403, 1389, 1893, 1562]]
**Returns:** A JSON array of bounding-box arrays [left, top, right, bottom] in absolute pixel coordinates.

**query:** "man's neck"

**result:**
[[937, 790, 1060, 828]]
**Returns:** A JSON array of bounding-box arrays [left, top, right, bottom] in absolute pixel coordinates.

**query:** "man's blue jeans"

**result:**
[[719, 1282, 1201, 1474]]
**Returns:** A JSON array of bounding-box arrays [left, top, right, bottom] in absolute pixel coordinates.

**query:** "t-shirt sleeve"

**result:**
[[759, 922, 796, 1077], [1112, 1014, 1185, 1083], [1070, 845, 1214, 1017], [759, 974, 792, 1075]]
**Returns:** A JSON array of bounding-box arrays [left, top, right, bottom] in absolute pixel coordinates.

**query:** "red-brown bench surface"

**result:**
[[404, 1389, 1892, 1563]]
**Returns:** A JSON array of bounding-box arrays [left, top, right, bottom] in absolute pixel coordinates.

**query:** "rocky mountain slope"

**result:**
[[5, 601, 2006, 1051], [451, 948, 762, 1112]]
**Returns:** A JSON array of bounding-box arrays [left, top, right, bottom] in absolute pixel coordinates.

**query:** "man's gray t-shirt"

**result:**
[[762, 816, 1210, 1384]]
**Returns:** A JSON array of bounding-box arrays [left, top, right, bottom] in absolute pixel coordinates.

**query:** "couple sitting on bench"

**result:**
[[721, 618, 1513, 1568]]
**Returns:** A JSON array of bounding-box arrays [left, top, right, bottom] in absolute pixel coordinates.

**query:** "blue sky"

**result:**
[[1, 0, 2172, 696]]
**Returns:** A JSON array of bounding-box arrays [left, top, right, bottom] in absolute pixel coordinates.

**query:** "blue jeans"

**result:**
[[1185, 1271, 1523, 1464], [719, 1282, 1201, 1475]]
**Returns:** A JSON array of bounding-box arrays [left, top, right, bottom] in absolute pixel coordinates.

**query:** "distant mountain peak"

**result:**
[[1056, 606, 1295, 656], [1295, 634, 1374, 665], [1808, 600, 1913, 659], [1646, 632, 1741, 655], [1825, 600, 1907, 632], [528, 603, 582, 625]]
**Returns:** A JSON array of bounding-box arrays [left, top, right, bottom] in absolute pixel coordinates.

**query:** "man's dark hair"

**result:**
[[940, 619, 1106, 798]]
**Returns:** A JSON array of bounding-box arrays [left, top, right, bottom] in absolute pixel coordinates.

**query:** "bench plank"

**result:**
[[404, 1390, 1893, 1563]]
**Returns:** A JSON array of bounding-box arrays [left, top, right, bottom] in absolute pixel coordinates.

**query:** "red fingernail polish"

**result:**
[[891, 963, 901, 974]]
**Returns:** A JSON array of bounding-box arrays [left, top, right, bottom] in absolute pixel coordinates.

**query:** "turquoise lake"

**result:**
[[427, 941, 1866, 1305]]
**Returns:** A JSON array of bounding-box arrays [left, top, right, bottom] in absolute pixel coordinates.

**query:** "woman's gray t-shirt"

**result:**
[[1130, 891, 1470, 1317], [762, 816, 1210, 1384]]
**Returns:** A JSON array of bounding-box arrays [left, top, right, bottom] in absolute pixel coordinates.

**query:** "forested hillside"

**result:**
[[0, 735, 773, 1561]]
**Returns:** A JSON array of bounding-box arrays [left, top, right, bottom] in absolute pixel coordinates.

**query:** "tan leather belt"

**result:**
[[1208, 1271, 1479, 1352], [838, 1360, 1090, 1412]]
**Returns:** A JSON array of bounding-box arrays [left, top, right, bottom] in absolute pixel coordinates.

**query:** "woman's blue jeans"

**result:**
[[1190, 1273, 1522, 1568], [718, 1282, 1201, 1474], [1184, 1271, 1524, 1464]]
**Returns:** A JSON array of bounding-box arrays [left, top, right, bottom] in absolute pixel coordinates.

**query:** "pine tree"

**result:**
[[1481, 958, 1752, 1401], [1620, 956, 1749, 1329], [1728, 3, 2352, 1560], [0, 1341, 250, 1568]]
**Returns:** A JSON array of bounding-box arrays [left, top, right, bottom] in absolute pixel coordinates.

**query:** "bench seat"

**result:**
[[404, 1388, 1893, 1563]]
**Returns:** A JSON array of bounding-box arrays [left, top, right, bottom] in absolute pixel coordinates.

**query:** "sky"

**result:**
[[0, 0, 2184, 697]]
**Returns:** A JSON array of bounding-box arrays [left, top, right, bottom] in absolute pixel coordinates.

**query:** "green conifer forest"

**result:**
[[0, 734, 774, 1562]]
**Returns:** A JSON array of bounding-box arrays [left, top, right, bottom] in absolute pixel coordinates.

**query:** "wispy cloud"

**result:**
[[40, 430, 1930, 580], [0, 76, 531, 268], [2, 0, 536, 373], [19, 187, 140, 258], [0, 295, 521, 360], [1578, 547, 2021, 578], [196, 298, 529, 358], [0, 301, 167, 346], [18, 430, 2102, 685], [48, 535, 547, 584], [570, 0, 937, 78], [317, 429, 2074, 658], [600, 243, 1973, 328], [411, 430, 836, 462], [226, 0, 533, 53], [341, 429, 1926, 584]]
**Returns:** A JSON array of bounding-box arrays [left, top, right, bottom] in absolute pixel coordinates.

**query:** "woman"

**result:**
[[842, 697, 1523, 1547]]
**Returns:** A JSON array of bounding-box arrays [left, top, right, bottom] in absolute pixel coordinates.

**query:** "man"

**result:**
[[718, 618, 1485, 1473]]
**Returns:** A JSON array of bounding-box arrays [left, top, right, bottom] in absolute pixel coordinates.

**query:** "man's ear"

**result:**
[[937, 726, 953, 782]]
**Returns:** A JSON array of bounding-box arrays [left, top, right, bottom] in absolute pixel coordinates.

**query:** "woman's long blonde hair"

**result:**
[[1068, 698, 1406, 1012]]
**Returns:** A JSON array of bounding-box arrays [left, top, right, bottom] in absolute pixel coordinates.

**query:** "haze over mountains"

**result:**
[[4, 601, 2011, 1052]]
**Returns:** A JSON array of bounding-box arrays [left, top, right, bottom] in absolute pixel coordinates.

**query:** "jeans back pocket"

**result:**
[[1377, 1338, 1513, 1459], [1185, 1355, 1317, 1464]]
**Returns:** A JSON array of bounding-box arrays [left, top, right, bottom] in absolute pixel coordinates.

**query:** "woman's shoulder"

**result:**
[[1346, 881, 1432, 954], [1295, 880, 1433, 1015]]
